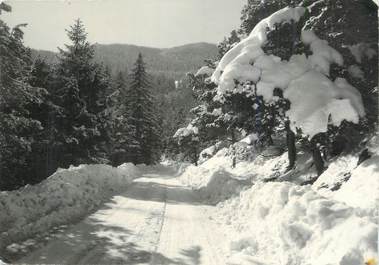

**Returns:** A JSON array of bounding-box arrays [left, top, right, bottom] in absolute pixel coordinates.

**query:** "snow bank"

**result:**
[[200, 133, 379, 265], [181, 141, 261, 189], [198, 145, 218, 164], [180, 140, 293, 203], [198, 141, 229, 164], [180, 129, 378, 265], [333, 154, 379, 215], [314, 135, 379, 215], [180, 146, 256, 204], [215, 181, 377, 265], [180, 148, 232, 189], [212, 6, 364, 139], [0, 163, 140, 250], [175, 128, 378, 264], [239, 133, 258, 145]]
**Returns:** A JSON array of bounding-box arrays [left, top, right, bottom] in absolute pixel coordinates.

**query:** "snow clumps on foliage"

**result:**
[[173, 124, 199, 141], [195, 65, 215, 77], [211, 7, 365, 138]]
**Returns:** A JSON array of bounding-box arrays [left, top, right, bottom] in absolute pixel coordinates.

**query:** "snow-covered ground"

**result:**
[[0, 163, 140, 257], [2, 164, 229, 265], [0, 136, 378, 264], [178, 134, 379, 265]]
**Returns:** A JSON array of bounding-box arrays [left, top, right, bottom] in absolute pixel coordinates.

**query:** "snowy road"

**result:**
[[16, 167, 228, 265]]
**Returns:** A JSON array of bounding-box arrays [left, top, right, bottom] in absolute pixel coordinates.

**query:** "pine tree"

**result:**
[[0, 3, 48, 189], [218, 30, 241, 58], [127, 53, 162, 164], [108, 71, 138, 165], [239, 0, 302, 35], [173, 124, 200, 165], [28, 58, 63, 180], [304, 0, 378, 126], [54, 19, 111, 166]]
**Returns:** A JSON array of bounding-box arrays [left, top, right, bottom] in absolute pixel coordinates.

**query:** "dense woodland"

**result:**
[[0, 0, 378, 191], [0, 1, 200, 190]]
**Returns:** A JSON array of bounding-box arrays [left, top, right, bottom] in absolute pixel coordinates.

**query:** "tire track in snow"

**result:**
[[14, 169, 228, 265], [149, 183, 168, 264]]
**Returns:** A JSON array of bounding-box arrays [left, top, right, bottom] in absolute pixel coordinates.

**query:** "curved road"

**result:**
[[15, 166, 228, 265]]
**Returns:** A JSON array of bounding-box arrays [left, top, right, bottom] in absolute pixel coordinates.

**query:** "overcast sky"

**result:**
[[2, 0, 246, 51]]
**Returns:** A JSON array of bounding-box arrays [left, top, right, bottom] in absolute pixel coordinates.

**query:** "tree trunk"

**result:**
[[311, 138, 325, 176], [192, 146, 198, 166], [267, 134, 274, 145], [286, 121, 296, 169], [230, 130, 237, 168]]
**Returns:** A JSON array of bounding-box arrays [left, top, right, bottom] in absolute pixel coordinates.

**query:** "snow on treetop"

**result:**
[[211, 6, 365, 139], [211, 6, 306, 86], [173, 124, 199, 139], [195, 66, 215, 77]]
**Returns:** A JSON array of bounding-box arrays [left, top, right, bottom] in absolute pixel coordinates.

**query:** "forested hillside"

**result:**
[[32, 42, 218, 79]]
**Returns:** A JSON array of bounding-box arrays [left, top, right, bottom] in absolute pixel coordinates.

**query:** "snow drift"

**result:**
[[314, 134, 379, 215], [179, 144, 256, 204], [178, 131, 378, 265], [0, 163, 140, 250], [218, 181, 377, 265], [179, 134, 379, 265]]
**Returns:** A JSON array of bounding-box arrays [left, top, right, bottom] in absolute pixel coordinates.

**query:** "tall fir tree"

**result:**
[[127, 53, 161, 164], [28, 58, 63, 180], [54, 19, 111, 166], [108, 71, 139, 165]]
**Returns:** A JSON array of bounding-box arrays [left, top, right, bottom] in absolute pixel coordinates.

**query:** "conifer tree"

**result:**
[[218, 30, 241, 58], [54, 19, 111, 166], [28, 58, 63, 179], [127, 53, 161, 164], [0, 3, 48, 189], [108, 71, 138, 165]]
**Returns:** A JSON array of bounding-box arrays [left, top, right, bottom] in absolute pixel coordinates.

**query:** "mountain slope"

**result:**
[[32, 42, 218, 78]]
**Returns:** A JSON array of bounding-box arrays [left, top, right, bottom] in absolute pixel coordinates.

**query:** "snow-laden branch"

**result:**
[[211, 6, 365, 138]]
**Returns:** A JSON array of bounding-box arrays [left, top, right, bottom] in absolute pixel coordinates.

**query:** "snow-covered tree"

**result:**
[[126, 53, 162, 164], [0, 3, 51, 189], [218, 30, 241, 58], [27, 58, 65, 181], [173, 124, 200, 165], [212, 6, 367, 175], [240, 0, 378, 126], [239, 0, 302, 36], [54, 19, 112, 166], [108, 71, 139, 165]]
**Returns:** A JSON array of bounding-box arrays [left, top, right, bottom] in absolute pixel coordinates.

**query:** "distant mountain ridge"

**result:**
[[31, 42, 218, 78]]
